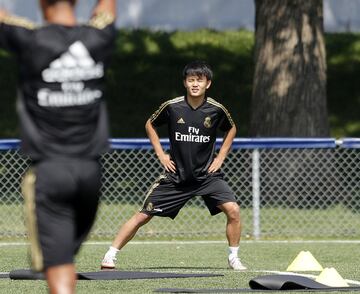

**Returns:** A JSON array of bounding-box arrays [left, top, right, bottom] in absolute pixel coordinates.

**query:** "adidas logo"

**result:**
[[42, 41, 104, 83], [177, 118, 185, 124]]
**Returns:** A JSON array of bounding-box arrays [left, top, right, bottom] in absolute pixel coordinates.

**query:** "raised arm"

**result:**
[[145, 119, 176, 173], [92, 0, 116, 18], [0, 9, 10, 22]]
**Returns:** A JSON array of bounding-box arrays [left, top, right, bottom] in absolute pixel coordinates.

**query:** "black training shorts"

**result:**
[[140, 174, 237, 219], [22, 158, 101, 271]]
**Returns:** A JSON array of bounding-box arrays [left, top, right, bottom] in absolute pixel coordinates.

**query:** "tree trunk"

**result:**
[[250, 0, 330, 137]]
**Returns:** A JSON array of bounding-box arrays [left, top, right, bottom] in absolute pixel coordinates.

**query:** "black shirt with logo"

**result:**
[[0, 13, 116, 160], [150, 96, 235, 184]]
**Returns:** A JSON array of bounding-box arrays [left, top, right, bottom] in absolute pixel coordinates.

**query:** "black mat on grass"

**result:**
[[0, 273, 9, 279], [77, 270, 222, 280], [9, 269, 222, 280], [250, 274, 331, 290], [155, 287, 360, 293], [9, 270, 45, 280], [249, 274, 360, 290], [155, 274, 360, 293]]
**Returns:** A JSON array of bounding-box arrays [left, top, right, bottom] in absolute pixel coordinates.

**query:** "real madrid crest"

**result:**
[[204, 116, 212, 128], [146, 202, 153, 211]]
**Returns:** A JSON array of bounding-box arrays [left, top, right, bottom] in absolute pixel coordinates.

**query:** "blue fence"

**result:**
[[0, 137, 359, 239], [0, 137, 349, 150]]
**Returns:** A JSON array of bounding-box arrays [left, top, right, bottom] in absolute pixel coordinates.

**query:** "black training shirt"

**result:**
[[150, 96, 235, 184], [0, 13, 116, 160]]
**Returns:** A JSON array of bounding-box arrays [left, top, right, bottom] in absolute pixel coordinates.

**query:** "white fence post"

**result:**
[[252, 148, 261, 240]]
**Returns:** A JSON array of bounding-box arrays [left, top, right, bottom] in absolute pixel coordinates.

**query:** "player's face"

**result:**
[[184, 75, 211, 98]]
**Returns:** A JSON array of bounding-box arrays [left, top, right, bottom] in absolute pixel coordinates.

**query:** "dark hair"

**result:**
[[45, 0, 76, 5], [182, 61, 213, 80]]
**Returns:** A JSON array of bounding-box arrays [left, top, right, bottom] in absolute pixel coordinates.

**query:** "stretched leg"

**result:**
[[102, 176, 185, 269], [101, 212, 152, 269], [218, 201, 241, 246], [218, 202, 246, 270], [46, 264, 77, 294], [112, 212, 152, 249]]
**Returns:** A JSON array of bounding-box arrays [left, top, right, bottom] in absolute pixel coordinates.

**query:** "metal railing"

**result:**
[[0, 138, 359, 240]]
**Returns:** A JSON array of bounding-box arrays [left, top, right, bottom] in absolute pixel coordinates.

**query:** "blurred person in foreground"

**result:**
[[0, 0, 116, 293], [101, 61, 247, 271]]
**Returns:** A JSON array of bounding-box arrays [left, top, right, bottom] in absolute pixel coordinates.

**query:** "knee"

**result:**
[[224, 203, 240, 222], [135, 212, 152, 226]]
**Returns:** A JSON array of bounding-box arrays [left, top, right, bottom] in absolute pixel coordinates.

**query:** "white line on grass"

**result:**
[[0, 242, 27, 246], [2, 240, 360, 246], [86, 239, 360, 245]]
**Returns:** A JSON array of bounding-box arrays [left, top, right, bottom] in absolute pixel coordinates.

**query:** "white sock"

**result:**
[[107, 246, 119, 257], [228, 246, 239, 258]]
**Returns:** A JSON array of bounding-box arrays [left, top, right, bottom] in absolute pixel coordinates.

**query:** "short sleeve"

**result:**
[[149, 101, 169, 127], [219, 106, 235, 132], [0, 15, 35, 53], [89, 12, 116, 31]]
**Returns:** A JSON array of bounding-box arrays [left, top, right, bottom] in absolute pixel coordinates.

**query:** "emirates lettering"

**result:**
[[175, 127, 210, 143], [38, 88, 102, 107]]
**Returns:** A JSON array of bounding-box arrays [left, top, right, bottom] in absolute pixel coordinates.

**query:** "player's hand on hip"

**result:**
[[208, 157, 224, 173], [159, 154, 176, 173]]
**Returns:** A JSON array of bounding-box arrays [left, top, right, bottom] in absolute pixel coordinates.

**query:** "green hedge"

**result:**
[[0, 29, 359, 138]]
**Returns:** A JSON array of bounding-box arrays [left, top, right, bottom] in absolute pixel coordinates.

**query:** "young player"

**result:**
[[101, 61, 247, 271], [0, 0, 116, 293]]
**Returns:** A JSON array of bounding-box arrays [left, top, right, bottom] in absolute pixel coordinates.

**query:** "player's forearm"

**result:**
[[145, 119, 166, 159], [93, 0, 116, 18], [217, 125, 237, 160]]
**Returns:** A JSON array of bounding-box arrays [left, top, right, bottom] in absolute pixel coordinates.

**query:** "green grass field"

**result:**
[[3, 203, 360, 240], [0, 241, 360, 293]]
